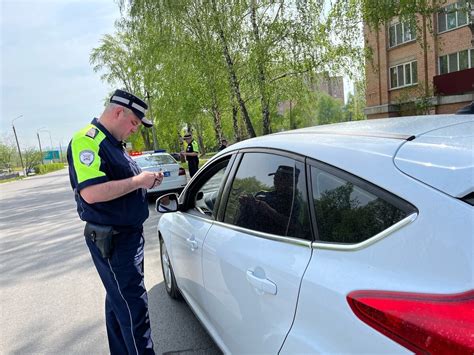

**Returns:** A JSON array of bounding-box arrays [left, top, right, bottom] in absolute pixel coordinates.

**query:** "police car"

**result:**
[[131, 151, 187, 197]]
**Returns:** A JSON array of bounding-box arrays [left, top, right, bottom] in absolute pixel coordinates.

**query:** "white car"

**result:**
[[156, 115, 474, 354], [132, 152, 187, 196]]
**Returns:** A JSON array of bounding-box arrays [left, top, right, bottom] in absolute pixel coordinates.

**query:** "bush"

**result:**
[[35, 163, 65, 175]]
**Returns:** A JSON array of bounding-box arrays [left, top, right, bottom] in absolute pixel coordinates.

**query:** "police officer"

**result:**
[[180, 132, 200, 178], [218, 138, 228, 151], [67, 89, 161, 354]]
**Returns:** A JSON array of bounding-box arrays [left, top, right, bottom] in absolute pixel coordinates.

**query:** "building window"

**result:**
[[439, 49, 474, 74], [389, 61, 418, 89], [438, 1, 469, 33], [388, 22, 416, 48]]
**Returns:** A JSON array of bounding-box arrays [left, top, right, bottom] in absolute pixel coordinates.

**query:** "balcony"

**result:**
[[433, 68, 474, 96]]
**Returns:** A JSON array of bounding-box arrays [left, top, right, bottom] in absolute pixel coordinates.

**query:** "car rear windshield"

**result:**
[[134, 155, 175, 167]]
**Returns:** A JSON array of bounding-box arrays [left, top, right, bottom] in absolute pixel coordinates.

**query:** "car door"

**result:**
[[201, 151, 313, 354], [170, 157, 232, 312]]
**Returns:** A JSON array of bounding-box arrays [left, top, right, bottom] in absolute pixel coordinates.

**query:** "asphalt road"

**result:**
[[0, 169, 220, 355]]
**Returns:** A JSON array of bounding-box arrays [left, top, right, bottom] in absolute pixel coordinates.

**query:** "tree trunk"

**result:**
[[212, 104, 223, 143], [231, 97, 240, 142], [212, 0, 256, 138], [141, 129, 151, 150], [211, 92, 223, 144], [250, 0, 271, 135], [221, 36, 256, 138], [194, 123, 206, 156], [422, 15, 429, 97]]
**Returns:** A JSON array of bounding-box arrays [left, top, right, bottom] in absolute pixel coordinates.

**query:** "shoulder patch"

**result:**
[[79, 150, 95, 166], [85, 127, 99, 139]]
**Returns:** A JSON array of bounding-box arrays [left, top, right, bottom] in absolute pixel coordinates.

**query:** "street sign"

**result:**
[[43, 150, 60, 160]]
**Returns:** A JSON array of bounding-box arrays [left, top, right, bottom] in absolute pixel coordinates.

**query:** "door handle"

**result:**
[[246, 270, 277, 295], [186, 237, 198, 251]]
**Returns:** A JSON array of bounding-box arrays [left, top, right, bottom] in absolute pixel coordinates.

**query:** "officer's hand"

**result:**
[[137, 171, 161, 189], [152, 171, 164, 188]]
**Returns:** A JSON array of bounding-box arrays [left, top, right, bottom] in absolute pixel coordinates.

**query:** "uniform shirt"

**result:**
[[185, 139, 199, 162], [67, 118, 148, 229]]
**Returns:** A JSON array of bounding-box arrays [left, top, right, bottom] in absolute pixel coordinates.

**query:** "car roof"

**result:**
[[281, 114, 473, 139], [394, 119, 474, 197], [218, 114, 473, 197]]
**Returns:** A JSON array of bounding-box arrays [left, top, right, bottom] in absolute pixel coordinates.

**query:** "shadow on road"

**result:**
[[0, 179, 89, 287], [148, 282, 222, 355], [1, 171, 219, 354]]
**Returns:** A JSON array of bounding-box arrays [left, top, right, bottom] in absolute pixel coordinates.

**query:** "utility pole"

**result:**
[[39, 128, 53, 162], [146, 91, 158, 150], [11, 115, 25, 176], [37, 131, 44, 165]]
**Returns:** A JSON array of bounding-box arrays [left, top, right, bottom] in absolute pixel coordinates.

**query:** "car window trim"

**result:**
[[217, 152, 242, 222], [237, 147, 305, 163], [304, 157, 319, 242], [180, 154, 236, 219], [213, 219, 313, 248], [211, 154, 237, 219], [179, 210, 217, 224], [312, 213, 417, 251]]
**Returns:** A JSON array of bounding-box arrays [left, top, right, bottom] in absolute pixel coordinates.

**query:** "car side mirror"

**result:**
[[196, 191, 204, 201], [156, 193, 179, 213]]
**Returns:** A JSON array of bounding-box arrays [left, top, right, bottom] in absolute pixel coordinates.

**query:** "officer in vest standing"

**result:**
[[67, 89, 161, 354], [181, 132, 200, 178]]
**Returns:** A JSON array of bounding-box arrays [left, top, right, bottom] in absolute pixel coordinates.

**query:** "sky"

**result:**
[[1, 0, 122, 150]]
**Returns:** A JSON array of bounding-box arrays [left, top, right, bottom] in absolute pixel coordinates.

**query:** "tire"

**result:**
[[160, 237, 181, 299]]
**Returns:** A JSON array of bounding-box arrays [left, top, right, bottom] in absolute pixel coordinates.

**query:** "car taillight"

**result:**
[[179, 168, 186, 176], [347, 290, 474, 354]]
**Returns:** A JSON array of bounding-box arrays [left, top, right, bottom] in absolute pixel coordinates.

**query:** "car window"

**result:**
[[134, 154, 175, 167], [311, 165, 414, 244], [194, 160, 230, 218], [223, 153, 311, 240]]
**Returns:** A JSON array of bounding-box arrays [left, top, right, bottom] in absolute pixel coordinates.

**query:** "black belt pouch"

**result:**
[[84, 222, 115, 258]]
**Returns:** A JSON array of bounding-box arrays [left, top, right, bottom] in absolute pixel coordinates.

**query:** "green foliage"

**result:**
[[94, 0, 367, 150], [22, 148, 43, 172], [344, 80, 367, 121], [359, 0, 447, 29], [314, 182, 406, 244], [0, 139, 17, 172], [224, 176, 268, 222], [315, 93, 345, 126], [35, 163, 65, 175], [394, 83, 435, 116]]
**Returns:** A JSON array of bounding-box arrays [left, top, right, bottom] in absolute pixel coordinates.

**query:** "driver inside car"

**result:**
[[237, 165, 301, 236]]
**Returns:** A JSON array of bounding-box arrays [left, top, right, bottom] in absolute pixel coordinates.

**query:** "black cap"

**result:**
[[268, 165, 300, 178], [110, 89, 153, 128]]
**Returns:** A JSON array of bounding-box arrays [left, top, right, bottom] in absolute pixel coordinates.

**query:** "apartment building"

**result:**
[[277, 75, 345, 116], [364, 0, 473, 119]]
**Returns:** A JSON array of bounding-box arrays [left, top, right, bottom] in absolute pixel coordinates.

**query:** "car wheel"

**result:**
[[160, 237, 181, 299]]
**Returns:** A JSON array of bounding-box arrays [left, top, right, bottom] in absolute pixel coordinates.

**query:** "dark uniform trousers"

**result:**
[[187, 158, 199, 178], [85, 228, 154, 355]]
